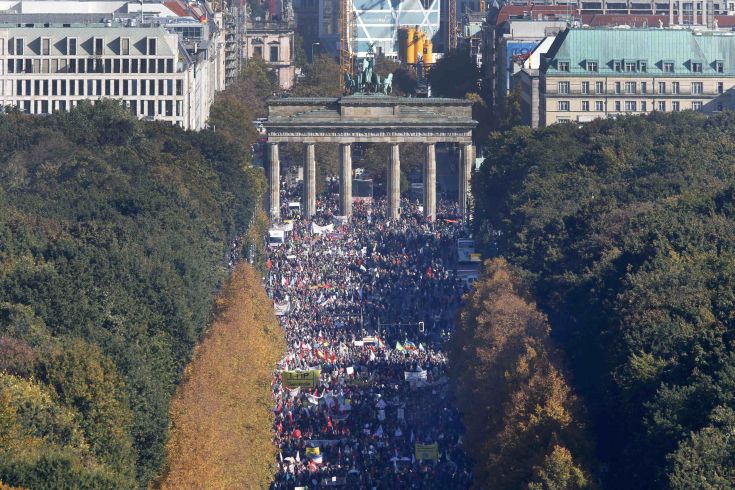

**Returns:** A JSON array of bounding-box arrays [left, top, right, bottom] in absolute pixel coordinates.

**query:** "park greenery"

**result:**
[[450, 258, 596, 489], [0, 60, 273, 487], [157, 263, 285, 488], [472, 111, 735, 488]]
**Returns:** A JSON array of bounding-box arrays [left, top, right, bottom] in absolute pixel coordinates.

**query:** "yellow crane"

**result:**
[[339, 0, 357, 87]]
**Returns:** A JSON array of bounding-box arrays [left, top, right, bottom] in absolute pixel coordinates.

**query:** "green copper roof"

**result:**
[[544, 28, 735, 76]]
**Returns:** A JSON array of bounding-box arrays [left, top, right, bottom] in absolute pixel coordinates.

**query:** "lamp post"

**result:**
[[311, 42, 321, 62]]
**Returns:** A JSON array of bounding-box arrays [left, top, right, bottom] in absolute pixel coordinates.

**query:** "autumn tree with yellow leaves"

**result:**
[[450, 259, 596, 489], [157, 263, 285, 489]]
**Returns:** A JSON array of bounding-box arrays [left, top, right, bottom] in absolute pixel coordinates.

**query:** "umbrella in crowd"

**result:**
[[268, 179, 473, 489]]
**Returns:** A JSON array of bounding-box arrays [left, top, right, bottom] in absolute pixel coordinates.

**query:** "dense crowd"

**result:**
[[267, 182, 472, 489]]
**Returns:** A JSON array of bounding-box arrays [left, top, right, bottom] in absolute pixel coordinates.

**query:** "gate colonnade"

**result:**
[[263, 95, 477, 222]]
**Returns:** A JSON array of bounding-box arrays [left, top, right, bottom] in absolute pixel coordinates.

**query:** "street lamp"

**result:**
[[311, 42, 321, 62]]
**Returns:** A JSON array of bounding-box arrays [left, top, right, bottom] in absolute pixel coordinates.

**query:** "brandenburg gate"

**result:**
[[263, 95, 477, 222]]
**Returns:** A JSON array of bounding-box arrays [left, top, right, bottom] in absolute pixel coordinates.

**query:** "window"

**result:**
[[625, 81, 637, 94], [68, 37, 77, 55], [716, 61, 724, 73], [614, 60, 621, 72], [663, 61, 674, 73], [41, 38, 49, 56], [692, 101, 703, 110], [658, 81, 666, 94], [557, 100, 570, 111], [657, 101, 666, 111], [586, 60, 598, 72], [624, 61, 636, 72], [121, 38, 130, 55], [581, 81, 590, 94], [672, 101, 680, 111], [717, 103, 724, 111], [94, 38, 103, 56], [692, 82, 703, 94], [557, 60, 570, 72], [716, 82, 725, 95], [15, 38, 23, 55], [691, 62, 702, 73], [582, 100, 590, 111], [639, 60, 647, 72], [625, 101, 637, 112], [558, 81, 570, 94], [672, 82, 680, 94], [595, 100, 604, 111], [254, 46, 263, 57], [615, 101, 621, 111], [270, 46, 279, 62], [148, 38, 157, 55], [615, 82, 621, 94], [641, 101, 647, 112], [595, 81, 604, 93], [641, 82, 647, 94]]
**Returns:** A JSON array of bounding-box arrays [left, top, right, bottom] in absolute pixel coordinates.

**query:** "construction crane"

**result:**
[[339, 0, 357, 87], [447, 0, 457, 51]]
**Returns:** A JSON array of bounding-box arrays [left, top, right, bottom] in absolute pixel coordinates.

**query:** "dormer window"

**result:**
[[557, 60, 570, 72], [624, 61, 636, 72], [638, 60, 647, 72], [613, 60, 621, 72], [691, 61, 703, 73], [94, 37, 103, 56], [716, 60, 724, 73], [663, 61, 674, 73], [586, 60, 598, 72]]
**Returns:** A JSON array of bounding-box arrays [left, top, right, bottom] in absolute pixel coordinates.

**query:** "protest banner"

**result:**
[[415, 442, 439, 461], [282, 370, 321, 388], [305, 447, 321, 457], [404, 370, 428, 382]]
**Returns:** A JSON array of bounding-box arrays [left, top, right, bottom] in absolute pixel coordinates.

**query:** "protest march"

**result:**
[[267, 181, 473, 489]]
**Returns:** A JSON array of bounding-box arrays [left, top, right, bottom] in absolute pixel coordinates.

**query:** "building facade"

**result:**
[[0, 23, 220, 129], [533, 27, 735, 126], [244, 20, 296, 89]]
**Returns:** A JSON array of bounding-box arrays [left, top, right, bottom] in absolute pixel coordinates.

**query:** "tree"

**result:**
[[292, 54, 342, 97], [450, 259, 595, 489], [427, 49, 479, 98]]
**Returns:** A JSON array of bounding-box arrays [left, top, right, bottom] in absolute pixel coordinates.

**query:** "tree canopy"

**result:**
[[0, 99, 264, 487], [472, 111, 735, 488]]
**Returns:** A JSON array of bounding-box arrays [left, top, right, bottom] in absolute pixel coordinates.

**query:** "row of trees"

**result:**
[[157, 263, 285, 488], [0, 97, 265, 487], [472, 111, 735, 488], [450, 259, 595, 489]]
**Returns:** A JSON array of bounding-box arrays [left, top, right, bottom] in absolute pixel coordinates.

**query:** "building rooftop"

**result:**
[[544, 27, 735, 76]]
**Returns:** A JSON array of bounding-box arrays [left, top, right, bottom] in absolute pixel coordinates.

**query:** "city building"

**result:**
[[292, 0, 319, 59], [0, 23, 220, 129], [317, 0, 440, 58], [527, 27, 735, 126], [244, 19, 296, 89], [0, 0, 225, 129]]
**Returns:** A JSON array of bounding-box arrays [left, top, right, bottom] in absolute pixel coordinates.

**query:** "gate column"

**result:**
[[339, 143, 353, 217], [423, 143, 436, 220], [387, 143, 401, 220]]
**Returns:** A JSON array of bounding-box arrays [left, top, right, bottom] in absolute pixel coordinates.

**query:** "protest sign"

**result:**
[[415, 442, 439, 460], [404, 370, 428, 382], [282, 370, 321, 388]]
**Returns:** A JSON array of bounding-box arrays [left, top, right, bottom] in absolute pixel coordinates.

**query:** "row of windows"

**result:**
[[253, 45, 280, 62], [557, 100, 708, 112], [556, 80, 725, 95], [3, 36, 156, 57], [6, 78, 184, 97], [557, 59, 725, 73], [5, 57, 176, 75], [11, 98, 181, 118]]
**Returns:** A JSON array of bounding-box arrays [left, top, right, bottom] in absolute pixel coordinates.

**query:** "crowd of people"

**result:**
[[267, 181, 473, 489]]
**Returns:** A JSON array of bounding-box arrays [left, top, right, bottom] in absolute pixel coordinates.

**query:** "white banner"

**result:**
[[311, 223, 335, 235], [274, 300, 291, 316], [404, 370, 428, 382]]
